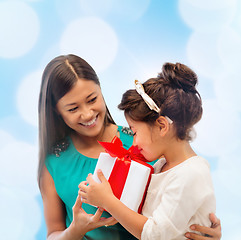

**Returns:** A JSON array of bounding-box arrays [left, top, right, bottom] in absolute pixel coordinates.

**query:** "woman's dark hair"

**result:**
[[118, 62, 202, 141], [38, 54, 115, 185]]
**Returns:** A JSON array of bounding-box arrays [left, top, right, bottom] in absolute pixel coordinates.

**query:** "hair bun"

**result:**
[[159, 62, 198, 93]]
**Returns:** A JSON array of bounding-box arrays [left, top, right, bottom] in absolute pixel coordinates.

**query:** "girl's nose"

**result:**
[[132, 137, 137, 147]]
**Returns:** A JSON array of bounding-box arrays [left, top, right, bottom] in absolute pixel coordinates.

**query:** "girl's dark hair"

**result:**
[[118, 62, 202, 141], [38, 54, 115, 185]]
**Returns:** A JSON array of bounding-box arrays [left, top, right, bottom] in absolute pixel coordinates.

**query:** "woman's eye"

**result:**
[[68, 107, 78, 112], [88, 96, 97, 103]]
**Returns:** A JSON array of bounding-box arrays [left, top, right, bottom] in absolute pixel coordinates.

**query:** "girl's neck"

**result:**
[[161, 140, 196, 172]]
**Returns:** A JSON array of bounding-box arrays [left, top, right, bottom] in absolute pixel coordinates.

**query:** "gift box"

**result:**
[[93, 136, 154, 213]]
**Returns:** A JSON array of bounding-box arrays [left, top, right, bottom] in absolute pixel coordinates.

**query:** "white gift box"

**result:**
[[93, 152, 153, 213]]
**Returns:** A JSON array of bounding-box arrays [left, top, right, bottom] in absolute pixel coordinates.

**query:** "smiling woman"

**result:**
[[38, 54, 139, 240], [56, 80, 107, 137]]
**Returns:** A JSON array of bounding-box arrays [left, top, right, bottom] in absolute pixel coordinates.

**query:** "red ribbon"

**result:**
[[98, 136, 154, 213]]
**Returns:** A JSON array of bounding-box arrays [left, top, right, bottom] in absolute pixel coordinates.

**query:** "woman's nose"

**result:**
[[80, 106, 93, 120]]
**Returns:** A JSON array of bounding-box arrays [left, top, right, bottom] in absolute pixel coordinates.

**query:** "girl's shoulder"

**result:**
[[170, 156, 212, 186]]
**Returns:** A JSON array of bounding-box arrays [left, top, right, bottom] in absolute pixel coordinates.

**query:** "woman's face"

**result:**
[[56, 79, 107, 138], [125, 115, 163, 161]]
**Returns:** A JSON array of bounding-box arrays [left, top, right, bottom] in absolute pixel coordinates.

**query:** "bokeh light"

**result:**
[[0, 1, 40, 58], [60, 17, 118, 72], [1, 1, 240, 239]]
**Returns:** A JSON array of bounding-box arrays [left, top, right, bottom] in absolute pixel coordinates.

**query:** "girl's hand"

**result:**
[[69, 194, 117, 238], [79, 169, 114, 209], [185, 213, 221, 240]]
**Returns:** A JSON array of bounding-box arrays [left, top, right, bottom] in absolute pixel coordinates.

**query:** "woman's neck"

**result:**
[[70, 124, 118, 158]]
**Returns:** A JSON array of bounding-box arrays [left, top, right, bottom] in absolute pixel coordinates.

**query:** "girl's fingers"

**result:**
[[78, 181, 87, 188], [78, 189, 87, 196], [79, 181, 88, 192], [96, 169, 108, 183], [86, 173, 96, 184], [78, 191, 87, 199]]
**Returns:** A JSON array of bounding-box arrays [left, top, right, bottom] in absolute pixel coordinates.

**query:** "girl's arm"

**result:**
[[40, 166, 116, 240], [79, 170, 148, 239]]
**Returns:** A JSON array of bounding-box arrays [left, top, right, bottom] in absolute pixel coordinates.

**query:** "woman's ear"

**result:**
[[156, 116, 169, 136]]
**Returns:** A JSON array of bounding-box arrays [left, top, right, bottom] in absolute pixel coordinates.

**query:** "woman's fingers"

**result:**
[[185, 224, 221, 240], [97, 216, 118, 228], [72, 195, 83, 213], [185, 213, 221, 240], [209, 213, 221, 229], [91, 207, 104, 221], [185, 232, 209, 240], [105, 217, 118, 226]]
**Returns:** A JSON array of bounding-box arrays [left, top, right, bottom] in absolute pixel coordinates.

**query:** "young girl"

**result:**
[[38, 55, 221, 240], [79, 62, 218, 239]]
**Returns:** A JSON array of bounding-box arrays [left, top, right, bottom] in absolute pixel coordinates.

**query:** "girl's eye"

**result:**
[[88, 96, 97, 103], [68, 107, 78, 112]]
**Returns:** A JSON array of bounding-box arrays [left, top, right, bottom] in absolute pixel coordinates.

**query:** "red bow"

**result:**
[[98, 136, 148, 163]]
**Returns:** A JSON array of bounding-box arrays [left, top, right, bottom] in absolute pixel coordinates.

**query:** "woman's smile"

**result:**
[[79, 115, 98, 128]]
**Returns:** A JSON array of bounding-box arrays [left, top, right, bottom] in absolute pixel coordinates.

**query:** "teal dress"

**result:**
[[46, 126, 156, 240]]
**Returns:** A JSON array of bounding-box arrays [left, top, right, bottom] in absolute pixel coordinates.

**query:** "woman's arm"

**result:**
[[185, 213, 222, 240], [40, 166, 116, 240], [79, 170, 148, 239]]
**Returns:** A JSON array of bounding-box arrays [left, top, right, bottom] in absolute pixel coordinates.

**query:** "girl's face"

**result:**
[[125, 115, 163, 161], [56, 79, 107, 138]]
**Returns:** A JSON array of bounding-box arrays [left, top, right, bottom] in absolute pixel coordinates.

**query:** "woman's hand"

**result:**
[[68, 194, 117, 239], [185, 213, 221, 239], [79, 169, 115, 209]]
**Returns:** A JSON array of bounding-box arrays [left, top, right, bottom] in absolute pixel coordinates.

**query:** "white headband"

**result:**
[[134, 80, 173, 124]]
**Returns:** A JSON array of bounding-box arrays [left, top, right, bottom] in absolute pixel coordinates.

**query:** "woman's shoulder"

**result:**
[[51, 138, 70, 157], [45, 137, 72, 164], [117, 126, 134, 149], [118, 126, 134, 136]]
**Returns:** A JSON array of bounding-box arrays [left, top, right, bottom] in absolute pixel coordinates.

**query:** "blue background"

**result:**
[[0, 0, 241, 239]]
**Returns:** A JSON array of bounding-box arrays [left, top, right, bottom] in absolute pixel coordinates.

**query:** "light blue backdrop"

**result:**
[[0, 0, 240, 239]]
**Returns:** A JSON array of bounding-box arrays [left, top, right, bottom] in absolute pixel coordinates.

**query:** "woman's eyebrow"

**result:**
[[86, 92, 97, 99], [64, 92, 97, 107], [64, 102, 76, 107]]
